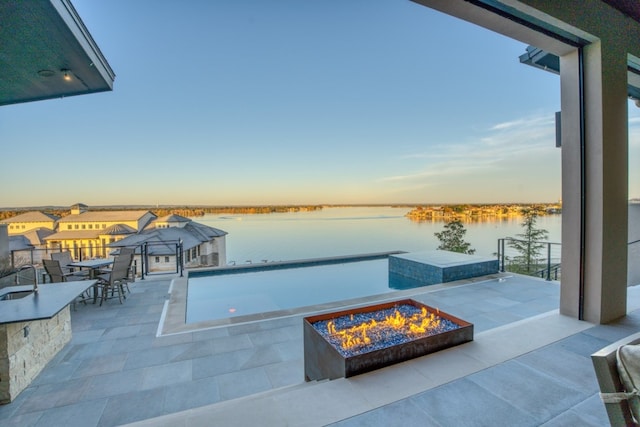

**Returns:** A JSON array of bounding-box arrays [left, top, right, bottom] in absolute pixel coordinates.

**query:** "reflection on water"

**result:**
[[195, 206, 564, 263], [194, 204, 640, 284]]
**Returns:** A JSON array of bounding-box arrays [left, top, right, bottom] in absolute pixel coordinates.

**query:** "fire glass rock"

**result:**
[[304, 299, 473, 381]]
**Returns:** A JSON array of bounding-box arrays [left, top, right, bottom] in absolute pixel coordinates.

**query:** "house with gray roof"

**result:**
[[111, 217, 227, 272], [45, 207, 157, 259], [0, 211, 59, 235], [2, 204, 228, 272], [1, 212, 58, 264]]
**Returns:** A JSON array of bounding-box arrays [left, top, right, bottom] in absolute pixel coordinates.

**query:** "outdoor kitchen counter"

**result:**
[[0, 280, 96, 324], [0, 279, 97, 404]]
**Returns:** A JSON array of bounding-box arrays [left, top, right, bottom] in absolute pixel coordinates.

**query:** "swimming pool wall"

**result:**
[[187, 251, 405, 278]]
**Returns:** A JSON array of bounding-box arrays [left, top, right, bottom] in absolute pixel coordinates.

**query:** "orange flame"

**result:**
[[326, 306, 442, 351]]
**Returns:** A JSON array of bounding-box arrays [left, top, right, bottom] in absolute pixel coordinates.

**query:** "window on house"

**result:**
[[165, 256, 170, 263], [74, 225, 79, 229], [82, 225, 86, 229], [88, 224, 93, 229], [155, 257, 160, 263], [67, 225, 72, 230]]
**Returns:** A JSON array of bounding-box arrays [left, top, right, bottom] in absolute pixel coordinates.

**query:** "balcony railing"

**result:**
[[498, 238, 640, 283], [497, 238, 562, 281], [3, 240, 185, 285]]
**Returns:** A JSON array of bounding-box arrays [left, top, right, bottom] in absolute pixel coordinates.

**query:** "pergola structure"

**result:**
[[413, 0, 639, 324]]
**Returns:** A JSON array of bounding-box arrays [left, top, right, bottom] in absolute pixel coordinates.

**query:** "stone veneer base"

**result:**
[[0, 306, 72, 404]]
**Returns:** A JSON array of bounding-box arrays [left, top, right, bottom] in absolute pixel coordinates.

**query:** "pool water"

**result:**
[[186, 258, 395, 323]]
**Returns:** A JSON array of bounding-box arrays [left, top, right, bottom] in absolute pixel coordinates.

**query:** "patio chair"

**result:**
[[96, 253, 131, 306], [100, 247, 135, 294], [42, 259, 93, 307], [591, 331, 640, 427], [51, 251, 88, 279]]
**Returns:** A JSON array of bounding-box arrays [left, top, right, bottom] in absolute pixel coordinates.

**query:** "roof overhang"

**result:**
[[0, 0, 115, 106], [519, 46, 640, 101]]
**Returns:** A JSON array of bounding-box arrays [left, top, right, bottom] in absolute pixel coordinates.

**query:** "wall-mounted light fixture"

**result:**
[[61, 69, 72, 81]]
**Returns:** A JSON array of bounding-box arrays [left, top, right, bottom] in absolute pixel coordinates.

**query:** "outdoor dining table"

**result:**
[[68, 258, 114, 279], [68, 258, 114, 303]]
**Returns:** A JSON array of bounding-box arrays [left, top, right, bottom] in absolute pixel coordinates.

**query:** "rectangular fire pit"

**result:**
[[304, 299, 473, 381]]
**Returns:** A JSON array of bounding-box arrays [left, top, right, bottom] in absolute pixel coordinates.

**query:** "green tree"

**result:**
[[507, 208, 549, 273], [434, 219, 475, 254]]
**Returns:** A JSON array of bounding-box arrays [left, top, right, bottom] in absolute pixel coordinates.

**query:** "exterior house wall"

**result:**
[[0, 225, 8, 265], [58, 219, 140, 232], [212, 236, 226, 266], [183, 237, 226, 268], [52, 236, 128, 260], [148, 254, 176, 272], [51, 210, 156, 260], [6, 221, 55, 235]]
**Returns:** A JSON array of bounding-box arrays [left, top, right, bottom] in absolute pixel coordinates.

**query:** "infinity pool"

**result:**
[[186, 256, 396, 323]]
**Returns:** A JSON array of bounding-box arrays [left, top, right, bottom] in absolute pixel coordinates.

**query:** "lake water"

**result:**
[[194, 206, 565, 264], [187, 204, 640, 322]]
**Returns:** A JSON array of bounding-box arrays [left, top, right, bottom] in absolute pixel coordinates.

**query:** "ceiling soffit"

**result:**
[[0, 0, 114, 106]]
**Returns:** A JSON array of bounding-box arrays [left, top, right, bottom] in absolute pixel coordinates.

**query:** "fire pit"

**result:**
[[304, 299, 473, 381]]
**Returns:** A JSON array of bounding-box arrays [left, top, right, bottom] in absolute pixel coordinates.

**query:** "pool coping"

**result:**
[[158, 252, 508, 336]]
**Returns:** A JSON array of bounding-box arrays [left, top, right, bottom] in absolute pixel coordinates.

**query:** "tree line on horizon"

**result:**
[[0, 205, 324, 221], [0, 202, 563, 222]]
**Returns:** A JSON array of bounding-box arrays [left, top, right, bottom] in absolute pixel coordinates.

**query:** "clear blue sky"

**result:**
[[1, 0, 638, 208]]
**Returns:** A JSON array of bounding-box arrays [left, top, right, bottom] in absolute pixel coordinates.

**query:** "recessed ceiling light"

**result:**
[[37, 70, 55, 78]]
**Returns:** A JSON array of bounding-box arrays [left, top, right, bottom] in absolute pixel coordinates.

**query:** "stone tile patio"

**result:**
[[0, 271, 637, 426]]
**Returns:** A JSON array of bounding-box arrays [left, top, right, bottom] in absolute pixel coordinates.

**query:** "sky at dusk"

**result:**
[[1, 0, 639, 208]]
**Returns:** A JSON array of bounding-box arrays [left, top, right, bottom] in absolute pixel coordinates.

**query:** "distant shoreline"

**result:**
[[0, 203, 565, 221], [0, 202, 568, 211]]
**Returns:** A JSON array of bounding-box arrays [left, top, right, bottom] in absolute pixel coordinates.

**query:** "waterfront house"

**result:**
[[1, 211, 58, 235], [43, 204, 157, 259], [110, 214, 228, 271], [2, 204, 228, 272]]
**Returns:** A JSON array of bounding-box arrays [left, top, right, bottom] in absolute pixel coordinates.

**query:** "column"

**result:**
[[559, 40, 629, 323]]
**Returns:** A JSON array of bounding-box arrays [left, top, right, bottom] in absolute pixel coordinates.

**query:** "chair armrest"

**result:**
[[592, 332, 640, 427]]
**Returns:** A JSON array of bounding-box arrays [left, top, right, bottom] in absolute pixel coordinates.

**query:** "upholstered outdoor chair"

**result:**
[[592, 331, 640, 427]]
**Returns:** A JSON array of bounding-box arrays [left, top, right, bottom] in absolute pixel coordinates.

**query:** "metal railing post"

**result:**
[[175, 242, 179, 274], [546, 243, 552, 281], [141, 243, 148, 280], [176, 239, 184, 277]]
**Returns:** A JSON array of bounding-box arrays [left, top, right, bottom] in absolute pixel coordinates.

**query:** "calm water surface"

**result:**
[[187, 257, 392, 322], [194, 206, 565, 264], [188, 205, 640, 322]]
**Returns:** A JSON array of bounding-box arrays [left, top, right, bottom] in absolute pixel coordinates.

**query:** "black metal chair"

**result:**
[[96, 253, 132, 305], [43, 259, 93, 307]]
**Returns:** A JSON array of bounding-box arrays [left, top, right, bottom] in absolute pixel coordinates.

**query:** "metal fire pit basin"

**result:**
[[304, 299, 473, 381]]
